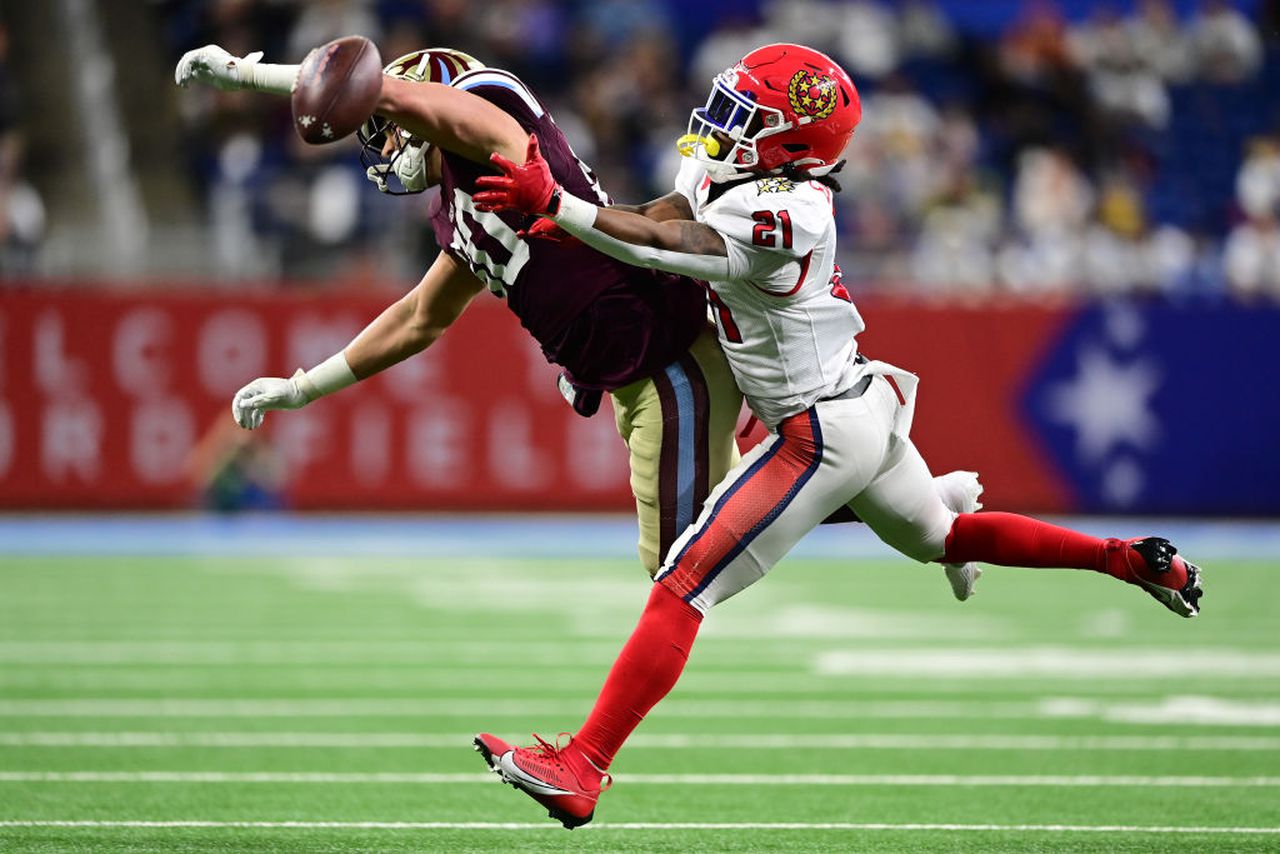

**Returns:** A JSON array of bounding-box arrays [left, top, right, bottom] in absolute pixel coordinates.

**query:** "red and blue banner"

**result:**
[[1, 287, 1274, 514]]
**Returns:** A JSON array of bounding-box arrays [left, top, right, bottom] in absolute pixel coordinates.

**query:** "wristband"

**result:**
[[552, 191, 599, 232], [295, 352, 357, 402]]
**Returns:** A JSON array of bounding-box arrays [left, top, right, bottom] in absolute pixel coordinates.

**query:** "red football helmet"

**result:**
[[679, 43, 861, 177]]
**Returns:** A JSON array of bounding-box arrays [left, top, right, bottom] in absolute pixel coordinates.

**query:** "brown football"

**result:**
[[291, 36, 383, 144]]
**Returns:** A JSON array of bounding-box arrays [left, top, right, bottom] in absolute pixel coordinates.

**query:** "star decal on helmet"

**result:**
[[787, 70, 838, 120], [756, 176, 796, 194]]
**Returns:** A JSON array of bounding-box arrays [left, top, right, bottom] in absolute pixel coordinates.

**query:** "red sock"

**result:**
[[942, 512, 1117, 574], [574, 583, 702, 770]]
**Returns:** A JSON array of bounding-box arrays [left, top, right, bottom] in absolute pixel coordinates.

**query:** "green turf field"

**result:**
[[1, 536, 1277, 852]]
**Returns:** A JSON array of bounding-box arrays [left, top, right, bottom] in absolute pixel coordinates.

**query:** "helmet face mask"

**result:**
[[358, 47, 485, 195], [358, 117, 429, 195], [682, 71, 787, 174], [680, 43, 861, 179]]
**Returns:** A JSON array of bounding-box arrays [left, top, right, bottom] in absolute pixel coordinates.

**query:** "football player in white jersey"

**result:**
[[470, 43, 1204, 828]]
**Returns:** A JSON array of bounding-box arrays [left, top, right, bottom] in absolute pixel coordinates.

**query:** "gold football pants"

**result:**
[[609, 326, 743, 576]]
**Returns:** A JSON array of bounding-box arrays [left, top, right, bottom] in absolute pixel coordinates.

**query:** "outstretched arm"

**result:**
[[611, 191, 694, 222], [175, 45, 528, 166], [375, 76, 527, 166], [475, 136, 734, 280], [231, 253, 484, 429], [345, 251, 485, 377]]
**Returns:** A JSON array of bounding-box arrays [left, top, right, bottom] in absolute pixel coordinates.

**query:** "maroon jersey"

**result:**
[[429, 68, 707, 390]]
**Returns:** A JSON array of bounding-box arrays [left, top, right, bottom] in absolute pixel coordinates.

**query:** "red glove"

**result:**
[[518, 217, 577, 245], [474, 134, 559, 215]]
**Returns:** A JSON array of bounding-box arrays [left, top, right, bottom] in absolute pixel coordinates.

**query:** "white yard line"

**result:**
[[1, 771, 1277, 786], [2, 696, 1279, 725], [814, 648, 1280, 678], [0, 820, 1276, 834], [3, 732, 1279, 751], [7, 645, 1279, 680]]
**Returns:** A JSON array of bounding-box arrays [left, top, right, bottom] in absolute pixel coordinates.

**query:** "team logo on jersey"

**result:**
[[787, 70, 838, 120], [756, 176, 795, 194]]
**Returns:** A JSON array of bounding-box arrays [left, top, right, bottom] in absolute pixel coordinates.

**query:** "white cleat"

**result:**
[[934, 471, 984, 602]]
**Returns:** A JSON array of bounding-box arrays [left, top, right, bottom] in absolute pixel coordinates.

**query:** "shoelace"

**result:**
[[527, 732, 613, 791]]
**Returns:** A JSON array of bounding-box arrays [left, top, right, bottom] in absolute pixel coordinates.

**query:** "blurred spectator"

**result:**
[[1070, 7, 1171, 128], [10, 0, 1272, 300], [1188, 0, 1263, 83], [1128, 0, 1193, 83], [1225, 136, 1280, 299], [996, 147, 1095, 295], [898, 0, 958, 61], [1237, 136, 1280, 220], [911, 166, 1001, 295], [286, 0, 381, 62], [1013, 146, 1094, 238], [690, 14, 766, 88], [186, 415, 285, 512], [0, 23, 45, 276], [764, 0, 839, 59], [999, 1, 1075, 86], [836, 0, 901, 80], [1223, 213, 1280, 299]]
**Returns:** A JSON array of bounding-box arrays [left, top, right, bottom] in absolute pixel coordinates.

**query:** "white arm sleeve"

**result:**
[[552, 192, 738, 281], [245, 62, 300, 96]]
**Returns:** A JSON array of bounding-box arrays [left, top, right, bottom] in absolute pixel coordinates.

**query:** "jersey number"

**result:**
[[707, 288, 743, 344], [751, 210, 793, 249], [450, 189, 531, 295]]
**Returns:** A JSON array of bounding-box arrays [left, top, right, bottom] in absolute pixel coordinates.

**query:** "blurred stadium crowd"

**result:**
[[2, 0, 1280, 299]]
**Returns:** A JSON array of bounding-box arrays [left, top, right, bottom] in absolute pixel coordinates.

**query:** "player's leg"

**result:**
[[608, 327, 742, 576], [940, 512, 1203, 617], [476, 397, 892, 825], [574, 397, 890, 767], [849, 433, 1203, 617]]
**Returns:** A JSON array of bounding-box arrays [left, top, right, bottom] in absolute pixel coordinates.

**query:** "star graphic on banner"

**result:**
[[1045, 346, 1162, 465]]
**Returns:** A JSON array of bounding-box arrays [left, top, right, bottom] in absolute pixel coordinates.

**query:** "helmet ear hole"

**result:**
[[782, 143, 809, 153]]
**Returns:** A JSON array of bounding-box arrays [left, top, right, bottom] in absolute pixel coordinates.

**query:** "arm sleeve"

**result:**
[[246, 62, 299, 95], [672, 157, 703, 207]]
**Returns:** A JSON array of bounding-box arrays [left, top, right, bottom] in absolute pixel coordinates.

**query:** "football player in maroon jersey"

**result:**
[[176, 43, 986, 580]]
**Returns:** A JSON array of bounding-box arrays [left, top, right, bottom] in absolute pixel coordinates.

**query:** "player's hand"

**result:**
[[474, 134, 558, 215], [175, 44, 263, 91], [518, 217, 577, 245], [230, 375, 309, 430]]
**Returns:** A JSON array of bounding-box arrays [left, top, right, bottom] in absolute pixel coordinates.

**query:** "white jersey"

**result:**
[[674, 157, 866, 427]]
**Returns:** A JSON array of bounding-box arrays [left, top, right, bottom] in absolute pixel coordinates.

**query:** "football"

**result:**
[[291, 35, 383, 144]]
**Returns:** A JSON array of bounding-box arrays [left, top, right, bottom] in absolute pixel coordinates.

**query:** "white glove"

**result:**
[[175, 45, 263, 91], [231, 373, 310, 430]]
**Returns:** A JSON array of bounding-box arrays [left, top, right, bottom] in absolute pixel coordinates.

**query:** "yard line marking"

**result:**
[[814, 648, 1280, 679], [4, 696, 1278, 723], [2, 772, 1277, 787], [4, 732, 1280, 751], [8, 646, 1278, 681], [0, 820, 1277, 834]]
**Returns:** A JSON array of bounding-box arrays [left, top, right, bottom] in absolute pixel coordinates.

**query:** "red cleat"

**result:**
[[474, 732, 611, 828], [1104, 537, 1203, 618]]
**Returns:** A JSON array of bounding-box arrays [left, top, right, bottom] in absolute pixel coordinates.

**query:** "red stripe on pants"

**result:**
[[660, 411, 819, 601]]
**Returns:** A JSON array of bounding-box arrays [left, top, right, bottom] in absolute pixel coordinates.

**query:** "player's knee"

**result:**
[[880, 520, 951, 564]]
